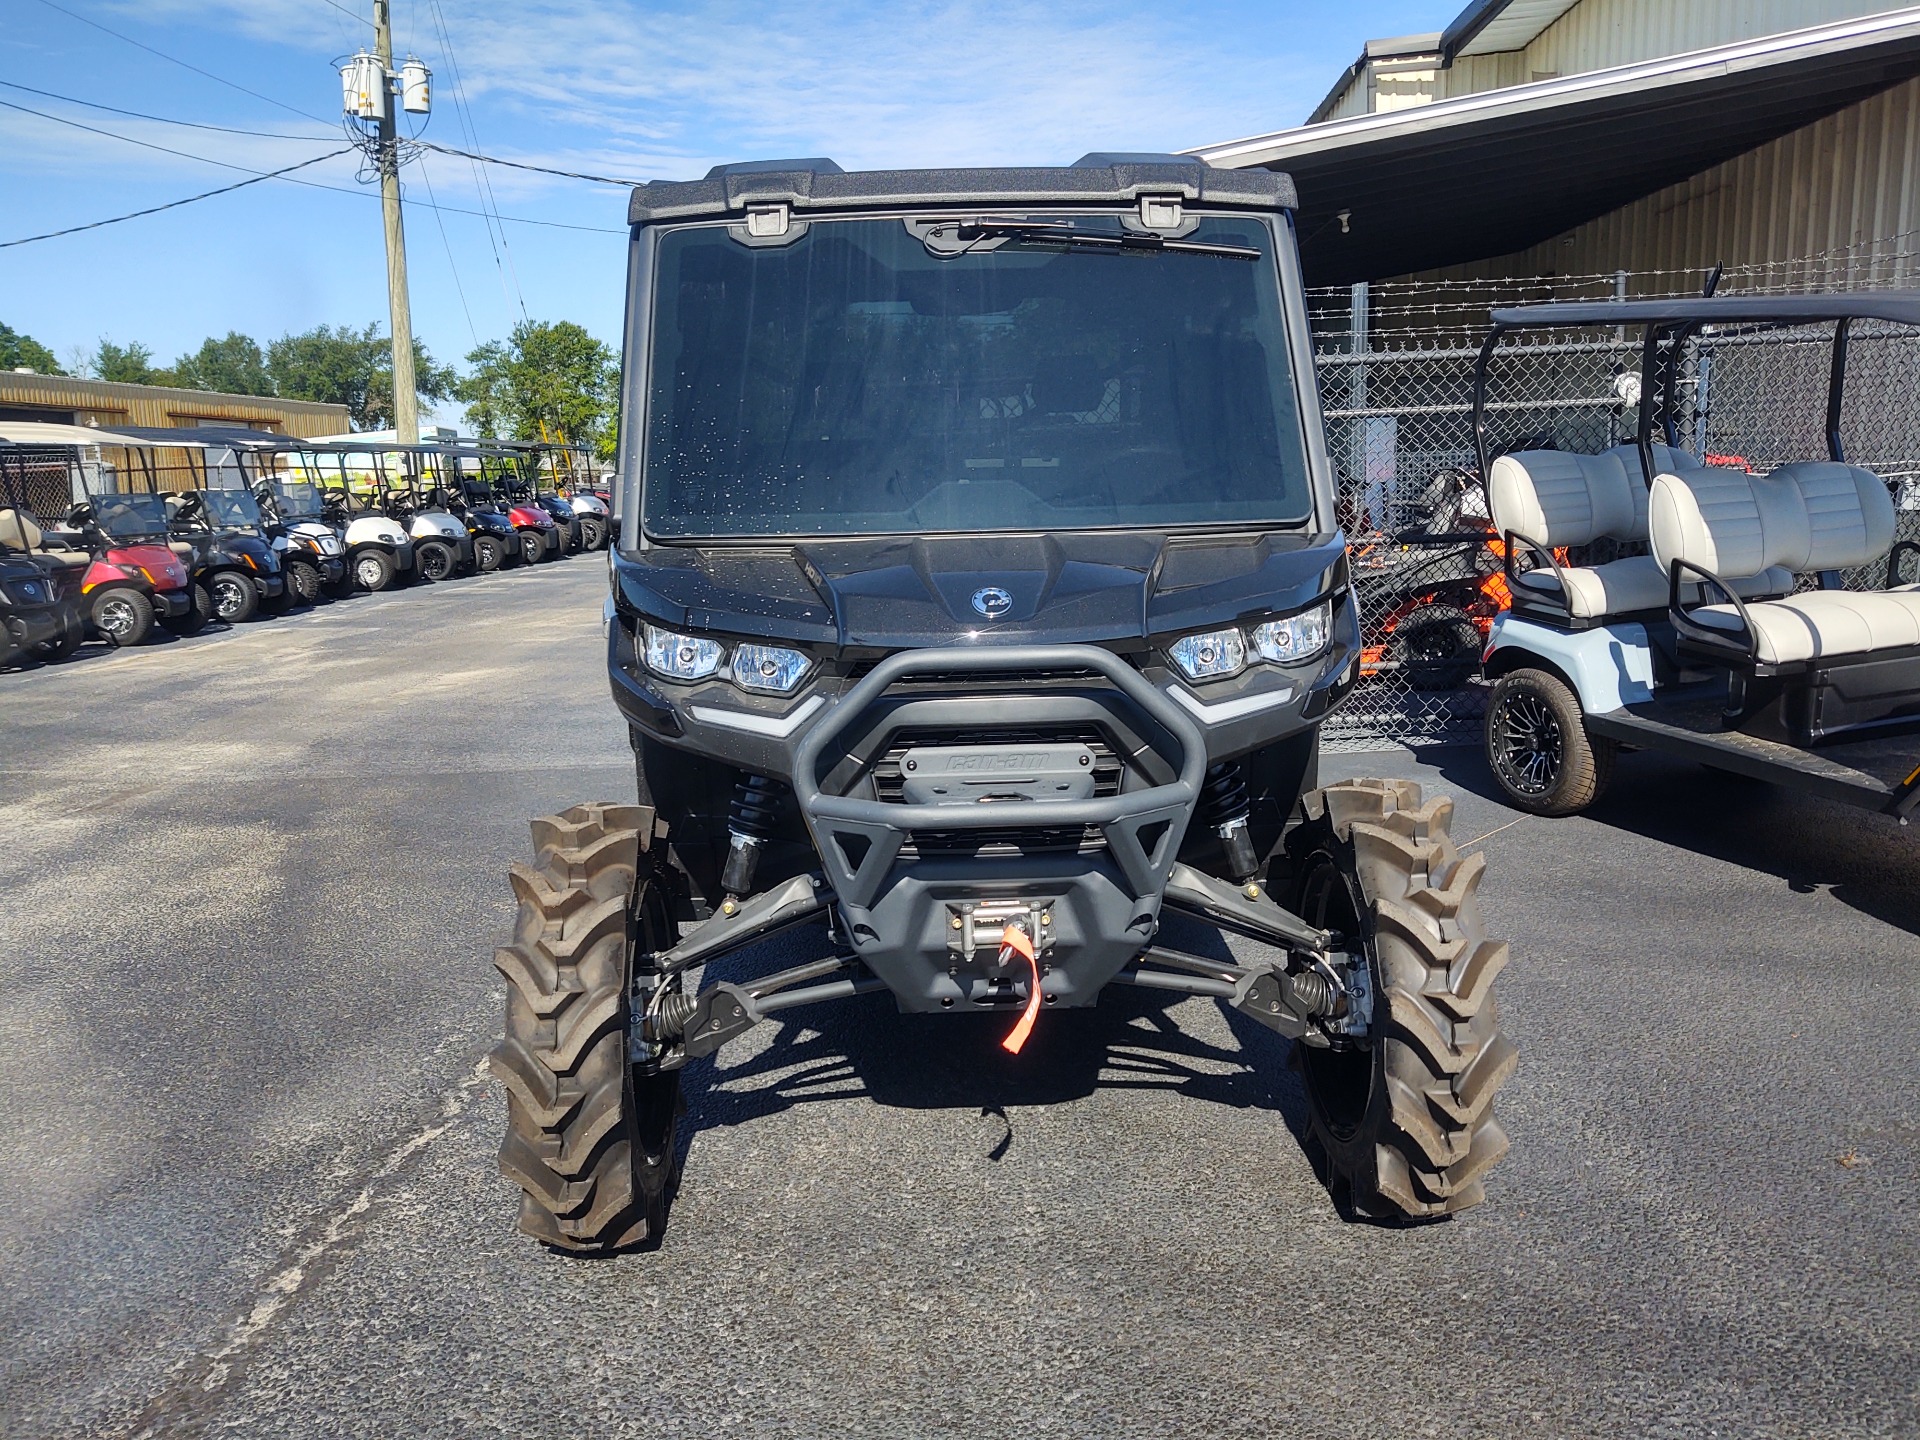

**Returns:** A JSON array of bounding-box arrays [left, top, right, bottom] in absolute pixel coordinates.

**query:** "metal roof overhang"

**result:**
[[1191, 10, 1920, 288]]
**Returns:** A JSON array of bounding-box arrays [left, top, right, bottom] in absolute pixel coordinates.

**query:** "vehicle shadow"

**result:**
[[675, 912, 1312, 1168], [1414, 741, 1920, 938]]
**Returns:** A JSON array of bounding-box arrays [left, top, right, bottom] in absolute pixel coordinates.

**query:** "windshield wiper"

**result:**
[[929, 218, 1259, 261]]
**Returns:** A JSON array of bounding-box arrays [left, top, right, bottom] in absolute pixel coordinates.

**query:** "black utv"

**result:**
[[493, 157, 1515, 1251]]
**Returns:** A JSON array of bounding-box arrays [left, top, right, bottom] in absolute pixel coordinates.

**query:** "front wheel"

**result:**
[[92, 586, 154, 647], [415, 539, 457, 583], [1484, 668, 1613, 816], [517, 530, 544, 567], [578, 515, 606, 551], [160, 582, 212, 636], [473, 534, 505, 573], [1283, 780, 1516, 1221], [208, 570, 259, 624], [492, 803, 682, 1251], [352, 549, 397, 593], [286, 558, 322, 606]]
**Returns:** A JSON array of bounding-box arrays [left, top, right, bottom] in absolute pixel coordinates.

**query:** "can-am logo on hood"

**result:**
[[970, 586, 1013, 620]]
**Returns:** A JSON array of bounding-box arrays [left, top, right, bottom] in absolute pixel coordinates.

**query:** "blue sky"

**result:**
[[3, 0, 1442, 419]]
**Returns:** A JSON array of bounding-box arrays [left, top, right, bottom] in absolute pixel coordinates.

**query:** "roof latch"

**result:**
[[1137, 193, 1184, 232], [743, 202, 791, 239]]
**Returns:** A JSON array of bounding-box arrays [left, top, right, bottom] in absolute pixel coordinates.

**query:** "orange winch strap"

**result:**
[[998, 925, 1042, 1055]]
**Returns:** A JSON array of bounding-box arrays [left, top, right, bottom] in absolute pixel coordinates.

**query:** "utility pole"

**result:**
[[373, 0, 418, 444]]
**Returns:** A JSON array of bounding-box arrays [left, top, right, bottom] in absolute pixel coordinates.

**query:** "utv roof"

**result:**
[[1489, 290, 1920, 329], [629, 155, 1295, 226]]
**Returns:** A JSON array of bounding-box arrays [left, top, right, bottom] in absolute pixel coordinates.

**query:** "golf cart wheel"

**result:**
[[1284, 780, 1516, 1222], [323, 568, 356, 601], [286, 559, 322, 606], [1390, 604, 1483, 691], [492, 802, 683, 1252], [92, 586, 153, 647], [474, 535, 505, 573], [579, 516, 607, 551], [161, 582, 212, 635], [1484, 668, 1612, 817], [30, 626, 83, 663], [517, 530, 543, 567], [353, 549, 397, 592], [415, 540, 456, 583], [209, 571, 259, 624]]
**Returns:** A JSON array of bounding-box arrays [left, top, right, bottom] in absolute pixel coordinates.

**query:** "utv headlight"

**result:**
[[1252, 600, 1332, 665], [732, 642, 812, 694], [643, 624, 724, 682], [1168, 627, 1247, 682]]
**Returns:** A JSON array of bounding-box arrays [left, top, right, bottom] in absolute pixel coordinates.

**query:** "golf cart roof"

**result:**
[[1489, 290, 1920, 330], [109, 424, 303, 451], [628, 156, 1295, 227], [0, 421, 205, 449]]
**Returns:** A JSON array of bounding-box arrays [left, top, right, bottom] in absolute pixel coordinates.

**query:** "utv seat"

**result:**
[[1651, 461, 1913, 665], [1487, 449, 1789, 621]]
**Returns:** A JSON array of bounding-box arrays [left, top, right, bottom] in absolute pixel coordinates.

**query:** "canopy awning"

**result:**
[[0, 421, 206, 449], [1191, 10, 1920, 287]]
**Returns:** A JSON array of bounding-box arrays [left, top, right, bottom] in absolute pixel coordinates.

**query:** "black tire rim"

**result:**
[[1294, 851, 1374, 1142], [1491, 689, 1564, 797], [520, 533, 541, 564], [477, 538, 500, 570], [212, 577, 249, 619], [355, 556, 386, 589], [97, 595, 138, 641], [421, 547, 453, 581], [629, 874, 681, 1222]]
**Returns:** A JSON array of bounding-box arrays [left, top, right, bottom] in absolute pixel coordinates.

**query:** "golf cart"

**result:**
[[165, 486, 286, 624], [463, 457, 559, 565], [333, 442, 473, 584], [1474, 291, 1920, 822], [492, 157, 1515, 1252], [545, 441, 611, 549], [0, 446, 87, 666], [249, 470, 350, 604], [410, 443, 514, 573], [294, 445, 416, 593], [0, 424, 194, 648]]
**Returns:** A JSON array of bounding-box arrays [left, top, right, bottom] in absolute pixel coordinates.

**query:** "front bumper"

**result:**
[[4, 604, 78, 657], [784, 645, 1207, 1013], [154, 587, 194, 619], [254, 573, 286, 599]]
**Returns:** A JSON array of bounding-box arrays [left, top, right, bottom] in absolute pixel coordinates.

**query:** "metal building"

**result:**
[[1196, 2, 1920, 297]]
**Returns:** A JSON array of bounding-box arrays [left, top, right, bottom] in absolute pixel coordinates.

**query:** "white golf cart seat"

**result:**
[[1487, 449, 1790, 619], [0, 508, 43, 552], [1651, 461, 1916, 664]]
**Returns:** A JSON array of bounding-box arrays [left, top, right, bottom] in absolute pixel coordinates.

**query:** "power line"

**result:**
[[28, 0, 336, 126], [0, 77, 338, 141], [2, 97, 626, 234], [417, 140, 645, 187], [427, 0, 528, 324], [0, 150, 353, 248], [417, 153, 479, 346]]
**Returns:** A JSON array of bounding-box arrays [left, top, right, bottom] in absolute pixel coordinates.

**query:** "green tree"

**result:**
[[267, 323, 454, 431], [0, 323, 62, 375], [171, 331, 273, 396], [91, 339, 170, 385], [459, 320, 618, 457]]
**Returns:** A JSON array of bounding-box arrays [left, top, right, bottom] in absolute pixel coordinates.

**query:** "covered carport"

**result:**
[[1190, 9, 1920, 287]]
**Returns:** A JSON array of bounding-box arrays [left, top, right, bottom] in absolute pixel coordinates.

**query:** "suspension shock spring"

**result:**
[[720, 773, 789, 906], [1203, 761, 1261, 884]]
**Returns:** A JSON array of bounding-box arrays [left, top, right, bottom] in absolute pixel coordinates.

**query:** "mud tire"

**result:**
[[286, 558, 322, 607], [492, 802, 683, 1252], [1283, 779, 1516, 1221]]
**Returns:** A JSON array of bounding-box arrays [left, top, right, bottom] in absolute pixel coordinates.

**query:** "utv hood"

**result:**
[[619, 532, 1345, 652]]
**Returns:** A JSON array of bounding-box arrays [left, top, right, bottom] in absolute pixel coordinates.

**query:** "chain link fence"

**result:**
[[1308, 254, 1920, 752]]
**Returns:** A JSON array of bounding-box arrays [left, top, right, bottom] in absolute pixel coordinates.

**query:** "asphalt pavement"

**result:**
[[2, 559, 1915, 1440]]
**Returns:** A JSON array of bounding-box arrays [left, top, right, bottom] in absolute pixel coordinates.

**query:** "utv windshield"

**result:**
[[639, 214, 1315, 539], [94, 492, 170, 541]]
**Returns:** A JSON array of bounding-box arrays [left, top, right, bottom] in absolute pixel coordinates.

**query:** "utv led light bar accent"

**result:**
[[1166, 683, 1297, 724], [688, 696, 826, 737]]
